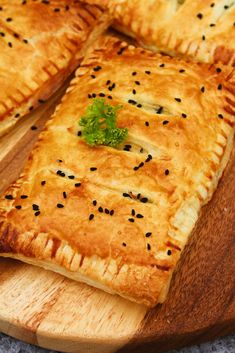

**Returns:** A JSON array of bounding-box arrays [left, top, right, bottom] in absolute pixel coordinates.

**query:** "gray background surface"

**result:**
[[0, 333, 234, 353]]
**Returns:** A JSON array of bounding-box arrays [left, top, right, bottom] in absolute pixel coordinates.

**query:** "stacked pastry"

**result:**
[[0, 0, 234, 307]]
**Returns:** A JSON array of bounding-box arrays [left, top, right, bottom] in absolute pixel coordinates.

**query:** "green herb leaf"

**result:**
[[79, 98, 128, 147]]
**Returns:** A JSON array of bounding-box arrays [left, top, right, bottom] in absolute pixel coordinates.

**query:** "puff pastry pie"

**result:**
[[0, 35, 234, 307], [0, 0, 109, 136], [82, 0, 235, 66]]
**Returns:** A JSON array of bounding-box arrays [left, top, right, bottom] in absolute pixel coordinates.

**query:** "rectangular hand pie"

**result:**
[[0, 35, 234, 307], [0, 0, 109, 136], [82, 0, 235, 66]]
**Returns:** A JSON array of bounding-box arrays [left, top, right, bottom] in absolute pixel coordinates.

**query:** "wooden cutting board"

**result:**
[[0, 86, 234, 353]]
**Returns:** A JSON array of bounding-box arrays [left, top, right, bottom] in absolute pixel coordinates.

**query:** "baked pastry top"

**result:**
[[0, 0, 109, 136], [0, 35, 234, 307], [82, 0, 235, 66]]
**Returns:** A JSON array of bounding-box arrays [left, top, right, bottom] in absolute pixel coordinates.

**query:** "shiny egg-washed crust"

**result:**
[[0, 35, 234, 307], [0, 0, 110, 137], [81, 0, 235, 66]]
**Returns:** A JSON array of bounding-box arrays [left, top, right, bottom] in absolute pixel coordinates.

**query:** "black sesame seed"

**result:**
[[145, 70, 151, 75], [128, 99, 137, 105], [210, 3, 215, 7], [175, 98, 181, 102], [128, 218, 135, 223], [182, 113, 187, 118], [8, 42, 12, 48], [107, 95, 113, 100], [92, 93, 96, 98], [179, 69, 185, 73], [41, 181, 46, 186], [90, 167, 97, 171], [14, 33, 19, 38], [38, 99, 46, 104], [15, 205, 22, 210], [93, 65, 102, 72], [98, 206, 103, 213], [145, 232, 152, 237], [132, 72, 137, 76], [159, 63, 165, 68], [5, 195, 14, 200], [167, 250, 172, 256], [136, 214, 144, 219], [15, 113, 20, 118], [54, 8, 60, 12], [35, 211, 40, 216], [218, 114, 224, 119], [20, 195, 28, 199], [123, 192, 131, 198], [138, 162, 144, 168], [156, 106, 163, 114], [135, 81, 140, 85], [216, 68, 222, 73], [29, 106, 34, 111], [77, 131, 82, 136], [132, 89, 136, 95], [134, 166, 139, 171], [122, 242, 127, 247], [201, 86, 205, 93], [92, 200, 97, 206], [68, 175, 75, 179], [99, 93, 105, 97], [217, 84, 222, 90], [163, 120, 169, 125], [63, 191, 67, 199], [210, 23, 216, 27], [147, 243, 151, 251], [197, 13, 203, 19], [202, 35, 206, 41], [32, 204, 39, 211], [105, 208, 109, 214], [110, 210, 114, 216], [145, 121, 149, 127], [106, 80, 111, 85], [57, 203, 64, 208], [89, 214, 94, 221], [6, 18, 13, 22], [140, 197, 148, 203], [131, 209, 135, 216], [57, 170, 65, 177], [137, 104, 142, 108], [165, 169, 170, 175], [30, 125, 37, 130], [75, 183, 81, 187], [23, 39, 28, 44]]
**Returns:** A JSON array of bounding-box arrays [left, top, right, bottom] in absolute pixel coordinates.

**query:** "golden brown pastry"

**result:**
[[0, 35, 234, 307], [0, 0, 109, 136], [82, 0, 235, 66]]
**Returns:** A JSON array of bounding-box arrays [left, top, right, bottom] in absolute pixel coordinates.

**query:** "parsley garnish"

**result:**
[[79, 98, 128, 147]]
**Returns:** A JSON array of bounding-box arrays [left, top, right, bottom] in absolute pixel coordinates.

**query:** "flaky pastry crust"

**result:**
[[0, 35, 234, 307], [82, 0, 235, 66], [0, 0, 109, 136]]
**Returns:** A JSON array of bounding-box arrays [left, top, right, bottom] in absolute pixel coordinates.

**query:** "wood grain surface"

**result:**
[[0, 89, 234, 353]]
